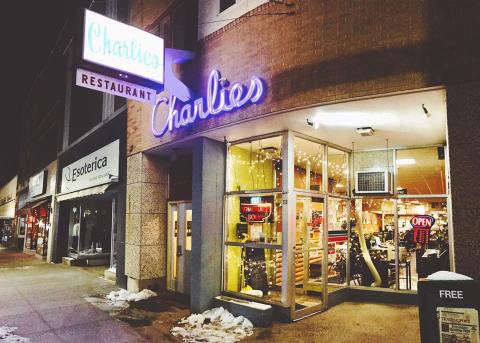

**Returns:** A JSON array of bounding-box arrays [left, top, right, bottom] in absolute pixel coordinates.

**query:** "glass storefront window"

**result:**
[[227, 136, 282, 192], [294, 137, 324, 191], [350, 198, 396, 289], [294, 196, 324, 309], [397, 197, 449, 290], [328, 147, 348, 196], [327, 198, 349, 287], [225, 194, 282, 245], [396, 147, 446, 195], [224, 245, 282, 302], [67, 198, 112, 261]]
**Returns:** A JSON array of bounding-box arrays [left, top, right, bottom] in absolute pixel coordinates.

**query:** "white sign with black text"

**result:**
[[76, 68, 156, 104], [61, 140, 119, 193], [29, 171, 46, 198]]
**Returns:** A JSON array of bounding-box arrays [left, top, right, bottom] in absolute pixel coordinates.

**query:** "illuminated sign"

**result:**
[[151, 69, 264, 137], [76, 68, 156, 104], [83, 9, 164, 84], [240, 203, 272, 222], [61, 140, 119, 193], [29, 171, 47, 198], [411, 215, 435, 244]]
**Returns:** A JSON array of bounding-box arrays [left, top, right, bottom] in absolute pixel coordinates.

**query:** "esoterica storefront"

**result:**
[[53, 133, 127, 284], [122, 1, 480, 321]]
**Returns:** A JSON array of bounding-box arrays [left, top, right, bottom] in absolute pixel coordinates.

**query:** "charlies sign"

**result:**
[[151, 69, 264, 137], [83, 9, 164, 84]]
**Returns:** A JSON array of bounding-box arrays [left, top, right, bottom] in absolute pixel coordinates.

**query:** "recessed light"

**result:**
[[396, 158, 416, 166], [356, 127, 374, 136]]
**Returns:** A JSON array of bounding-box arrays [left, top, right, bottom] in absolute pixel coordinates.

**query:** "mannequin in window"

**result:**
[[72, 218, 80, 252]]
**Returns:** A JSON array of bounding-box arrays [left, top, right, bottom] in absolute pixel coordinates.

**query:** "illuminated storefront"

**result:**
[[124, 0, 480, 321]]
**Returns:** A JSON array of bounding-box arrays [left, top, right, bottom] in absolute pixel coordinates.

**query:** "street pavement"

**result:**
[[0, 247, 148, 343], [0, 247, 421, 343]]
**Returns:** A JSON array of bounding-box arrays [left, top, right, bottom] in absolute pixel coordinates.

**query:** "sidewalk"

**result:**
[[0, 247, 147, 343], [0, 247, 421, 342]]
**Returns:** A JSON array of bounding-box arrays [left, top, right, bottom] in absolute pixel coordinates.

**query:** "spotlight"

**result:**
[[422, 104, 431, 118]]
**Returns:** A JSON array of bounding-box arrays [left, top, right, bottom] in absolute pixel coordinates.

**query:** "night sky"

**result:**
[[0, 0, 90, 185]]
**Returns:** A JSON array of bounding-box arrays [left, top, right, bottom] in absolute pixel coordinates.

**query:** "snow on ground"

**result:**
[[171, 307, 254, 343], [105, 289, 158, 307], [427, 271, 473, 281], [0, 326, 31, 342]]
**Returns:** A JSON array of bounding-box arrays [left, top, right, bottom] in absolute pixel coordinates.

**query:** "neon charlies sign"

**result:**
[[151, 69, 264, 137]]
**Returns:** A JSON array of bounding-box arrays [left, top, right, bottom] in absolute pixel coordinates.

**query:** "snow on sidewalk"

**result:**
[[171, 307, 254, 343], [105, 288, 158, 306], [0, 326, 31, 342]]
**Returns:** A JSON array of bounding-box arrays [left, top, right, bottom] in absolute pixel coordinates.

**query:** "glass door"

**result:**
[[167, 201, 192, 295], [326, 197, 350, 293], [294, 195, 325, 314]]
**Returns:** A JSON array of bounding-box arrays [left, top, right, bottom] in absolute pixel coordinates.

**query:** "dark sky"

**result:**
[[0, 1, 90, 185]]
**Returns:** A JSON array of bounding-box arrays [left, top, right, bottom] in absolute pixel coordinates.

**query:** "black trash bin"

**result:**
[[418, 272, 480, 343]]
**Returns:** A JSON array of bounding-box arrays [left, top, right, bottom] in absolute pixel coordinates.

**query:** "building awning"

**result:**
[[30, 198, 51, 209], [56, 183, 114, 202]]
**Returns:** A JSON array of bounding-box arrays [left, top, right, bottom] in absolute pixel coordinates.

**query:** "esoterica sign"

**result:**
[[83, 9, 164, 84], [61, 140, 119, 193]]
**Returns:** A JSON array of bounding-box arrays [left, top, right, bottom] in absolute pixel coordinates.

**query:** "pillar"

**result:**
[[191, 137, 226, 313], [125, 153, 169, 292]]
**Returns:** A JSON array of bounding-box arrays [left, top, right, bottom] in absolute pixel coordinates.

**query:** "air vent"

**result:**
[[355, 169, 391, 194]]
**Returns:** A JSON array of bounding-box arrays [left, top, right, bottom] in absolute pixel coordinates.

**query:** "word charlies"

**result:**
[[151, 70, 264, 137], [64, 156, 108, 182]]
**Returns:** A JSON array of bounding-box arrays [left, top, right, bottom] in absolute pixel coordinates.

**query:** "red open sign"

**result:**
[[410, 215, 435, 229]]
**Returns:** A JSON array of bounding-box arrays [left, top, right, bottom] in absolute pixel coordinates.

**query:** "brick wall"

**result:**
[[127, 0, 480, 155]]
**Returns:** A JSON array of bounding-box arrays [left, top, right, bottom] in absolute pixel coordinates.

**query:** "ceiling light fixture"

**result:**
[[356, 127, 374, 136], [396, 158, 416, 166]]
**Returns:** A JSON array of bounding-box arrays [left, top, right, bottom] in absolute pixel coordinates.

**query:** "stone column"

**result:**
[[191, 137, 226, 313], [125, 153, 169, 292]]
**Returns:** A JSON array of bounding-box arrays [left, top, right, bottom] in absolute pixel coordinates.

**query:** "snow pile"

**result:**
[[0, 326, 31, 342], [171, 307, 254, 343], [427, 271, 473, 281], [105, 288, 157, 306]]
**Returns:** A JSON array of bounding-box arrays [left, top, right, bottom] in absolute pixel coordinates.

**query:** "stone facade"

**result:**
[[125, 153, 169, 291]]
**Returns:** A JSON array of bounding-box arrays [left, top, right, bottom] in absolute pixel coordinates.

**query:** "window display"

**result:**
[[328, 147, 348, 196], [33, 203, 51, 256], [67, 198, 113, 263], [227, 136, 282, 192], [294, 137, 323, 191]]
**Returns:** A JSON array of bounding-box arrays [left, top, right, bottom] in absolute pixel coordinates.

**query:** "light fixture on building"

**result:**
[[396, 158, 416, 166], [422, 104, 431, 118], [306, 117, 320, 129], [356, 127, 374, 136]]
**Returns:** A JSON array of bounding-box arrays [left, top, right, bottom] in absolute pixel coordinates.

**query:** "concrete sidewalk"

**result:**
[[0, 247, 147, 343]]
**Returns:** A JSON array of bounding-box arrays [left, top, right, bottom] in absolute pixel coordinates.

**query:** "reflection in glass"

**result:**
[[327, 198, 349, 288], [294, 196, 324, 309], [396, 147, 446, 195], [397, 198, 449, 290], [227, 136, 282, 192], [328, 148, 348, 196], [225, 245, 282, 302], [350, 199, 396, 289], [294, 137, 323, 191], [226, 194, 282, 245]]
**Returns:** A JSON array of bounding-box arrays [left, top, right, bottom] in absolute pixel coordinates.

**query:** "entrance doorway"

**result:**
[[167, 201, 192, 295]]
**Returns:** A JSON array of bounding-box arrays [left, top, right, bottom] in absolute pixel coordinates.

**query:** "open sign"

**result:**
[[410, 215, 435, 229]]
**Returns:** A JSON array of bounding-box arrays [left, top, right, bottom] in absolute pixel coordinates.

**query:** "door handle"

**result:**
[[177, 245, 183, 256]]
